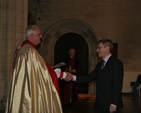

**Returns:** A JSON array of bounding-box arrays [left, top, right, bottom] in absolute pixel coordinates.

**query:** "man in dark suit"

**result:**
[[66, 39, 124, 113]]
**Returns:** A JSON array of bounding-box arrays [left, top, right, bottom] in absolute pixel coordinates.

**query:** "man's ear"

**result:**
[[106, 46, 110, 51]]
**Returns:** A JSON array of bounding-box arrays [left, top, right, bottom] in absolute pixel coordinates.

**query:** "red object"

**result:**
[[13, 40, 60, 96], [60, 72, 63, 79], [45, 62, 60, 96], [60, 56, 83, 103]]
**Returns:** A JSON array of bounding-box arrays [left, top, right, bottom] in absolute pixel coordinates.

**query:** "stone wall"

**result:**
[[0, 1, 141, 109], [0, 0, 28, 109], [35, 0, 141, 93]]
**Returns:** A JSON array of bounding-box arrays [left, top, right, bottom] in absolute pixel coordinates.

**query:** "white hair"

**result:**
[[26, 25, 39, 37]]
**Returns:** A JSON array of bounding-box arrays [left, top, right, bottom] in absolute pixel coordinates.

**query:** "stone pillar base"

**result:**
[[0, 95, 7, 110]]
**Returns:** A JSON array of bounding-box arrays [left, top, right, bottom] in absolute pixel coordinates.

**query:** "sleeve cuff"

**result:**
[[111, 104, 116, 106], [54, 68, 66, 79], [72, 75, 76, 81]]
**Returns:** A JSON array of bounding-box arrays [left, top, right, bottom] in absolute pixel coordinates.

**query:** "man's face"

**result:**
[[69, 49, 75, 57], [32, 27, 42, 46], [96, 43, 109, 59]]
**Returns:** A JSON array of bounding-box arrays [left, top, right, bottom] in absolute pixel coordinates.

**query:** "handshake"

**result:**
[[54, 68, 74, 81], [64, 72, 73, 81]]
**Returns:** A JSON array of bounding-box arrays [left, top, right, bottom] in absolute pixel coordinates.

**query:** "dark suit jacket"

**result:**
[[76, 56, 124, 112]]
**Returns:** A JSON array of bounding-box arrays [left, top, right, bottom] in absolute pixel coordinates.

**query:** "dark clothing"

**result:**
[[64, 56, 83, 75], [76, 56, 124, 113], [60, 56, 83, 103]]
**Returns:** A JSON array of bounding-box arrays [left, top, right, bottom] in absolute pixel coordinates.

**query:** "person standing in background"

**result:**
[[60, 47, 83, 104]]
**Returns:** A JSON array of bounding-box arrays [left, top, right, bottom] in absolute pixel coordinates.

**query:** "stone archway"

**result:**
[[40, 18, 98, 94]]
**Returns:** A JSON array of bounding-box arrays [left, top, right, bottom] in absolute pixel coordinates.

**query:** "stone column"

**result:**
[[0, 0, 28, 109]]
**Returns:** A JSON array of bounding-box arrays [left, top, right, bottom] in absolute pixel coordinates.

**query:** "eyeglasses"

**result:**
[[97, 45, 107, 50]]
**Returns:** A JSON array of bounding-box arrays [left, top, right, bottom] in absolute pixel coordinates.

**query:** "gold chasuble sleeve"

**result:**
[[5, 45, 63, 113]]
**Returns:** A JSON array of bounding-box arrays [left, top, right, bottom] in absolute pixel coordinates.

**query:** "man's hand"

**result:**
[[109, 104, 116, 113], [63, 72, 73, 81]]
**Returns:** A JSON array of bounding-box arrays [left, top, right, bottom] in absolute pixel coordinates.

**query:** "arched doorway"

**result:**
[[41, 18, 98, 94], [54, 32, 88, 93]]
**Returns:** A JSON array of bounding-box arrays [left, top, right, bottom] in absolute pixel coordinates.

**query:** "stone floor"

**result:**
[[0, 93, 141, 113], [62, 94, 141, 113]]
